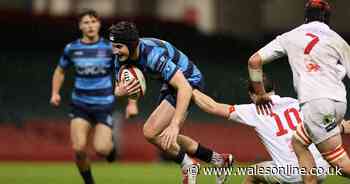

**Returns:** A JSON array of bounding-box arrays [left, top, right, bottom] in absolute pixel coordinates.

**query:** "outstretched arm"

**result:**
[[192, 90, 231, 119]]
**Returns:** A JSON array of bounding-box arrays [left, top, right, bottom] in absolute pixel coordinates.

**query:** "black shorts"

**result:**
[[157, 79, 205, 107], [69, 104, 113, 128]]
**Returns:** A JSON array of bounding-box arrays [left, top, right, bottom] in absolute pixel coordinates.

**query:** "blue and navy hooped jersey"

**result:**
[[59, 38, 115, 111], [115, 38, 203, 86]]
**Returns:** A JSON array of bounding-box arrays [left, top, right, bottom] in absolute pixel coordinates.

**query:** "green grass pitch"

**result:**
[[0, 162, 348, 184]]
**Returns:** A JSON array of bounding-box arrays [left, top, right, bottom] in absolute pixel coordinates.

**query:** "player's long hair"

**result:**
[[77, 9, 100, 23], [248, 74, 275, 94], [304, 0, 331, 25]]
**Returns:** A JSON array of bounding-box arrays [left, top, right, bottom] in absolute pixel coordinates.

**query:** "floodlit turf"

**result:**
[[0, 162, 349, 184]]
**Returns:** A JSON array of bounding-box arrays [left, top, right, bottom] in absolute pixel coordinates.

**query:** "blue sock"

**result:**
[[79, 169, 95, 184]]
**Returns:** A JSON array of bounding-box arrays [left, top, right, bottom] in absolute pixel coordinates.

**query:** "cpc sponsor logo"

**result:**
[[76, 66, 108, 75]]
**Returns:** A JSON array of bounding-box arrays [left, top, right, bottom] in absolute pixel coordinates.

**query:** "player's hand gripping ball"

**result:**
[[118, 65, 146, 100]]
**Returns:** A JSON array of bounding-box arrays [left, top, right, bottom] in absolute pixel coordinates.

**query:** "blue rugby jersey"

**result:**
[[59, 38, 115, 111], [115, 38, 202, 86]]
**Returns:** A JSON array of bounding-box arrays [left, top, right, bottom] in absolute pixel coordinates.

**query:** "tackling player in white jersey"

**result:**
[[247, 0, 350, 183], [193, 76, 331, 184]]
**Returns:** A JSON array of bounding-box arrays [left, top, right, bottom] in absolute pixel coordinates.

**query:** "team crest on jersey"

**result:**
[[160, 55, 166, 62]]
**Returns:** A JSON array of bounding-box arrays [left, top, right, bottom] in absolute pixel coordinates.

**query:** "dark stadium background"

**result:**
[[1, 0, 350, 173]]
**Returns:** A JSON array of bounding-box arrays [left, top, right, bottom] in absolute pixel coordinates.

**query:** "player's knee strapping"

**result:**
[[294, 123, 312, 146], [321, 144, 347, 163]]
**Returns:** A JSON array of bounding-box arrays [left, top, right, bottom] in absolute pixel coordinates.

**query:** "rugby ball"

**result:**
[[118, 65, 146, 99]]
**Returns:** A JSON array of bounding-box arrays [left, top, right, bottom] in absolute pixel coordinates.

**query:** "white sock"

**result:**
[[210, 152, 224, 167], [181, 154, 194, 168]]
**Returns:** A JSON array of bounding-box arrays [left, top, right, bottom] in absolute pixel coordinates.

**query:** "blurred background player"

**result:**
[[109, 21, 233, 184], [193, 75, 331, 184], [247, 0, 350, 183], [50, 10, 137, 184]]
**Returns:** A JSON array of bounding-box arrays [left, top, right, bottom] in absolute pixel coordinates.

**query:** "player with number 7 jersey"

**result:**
[[256, 22, 350, 104]]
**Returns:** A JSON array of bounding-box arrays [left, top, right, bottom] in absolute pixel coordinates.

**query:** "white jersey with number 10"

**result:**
[[229, 95, 328, 172]]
